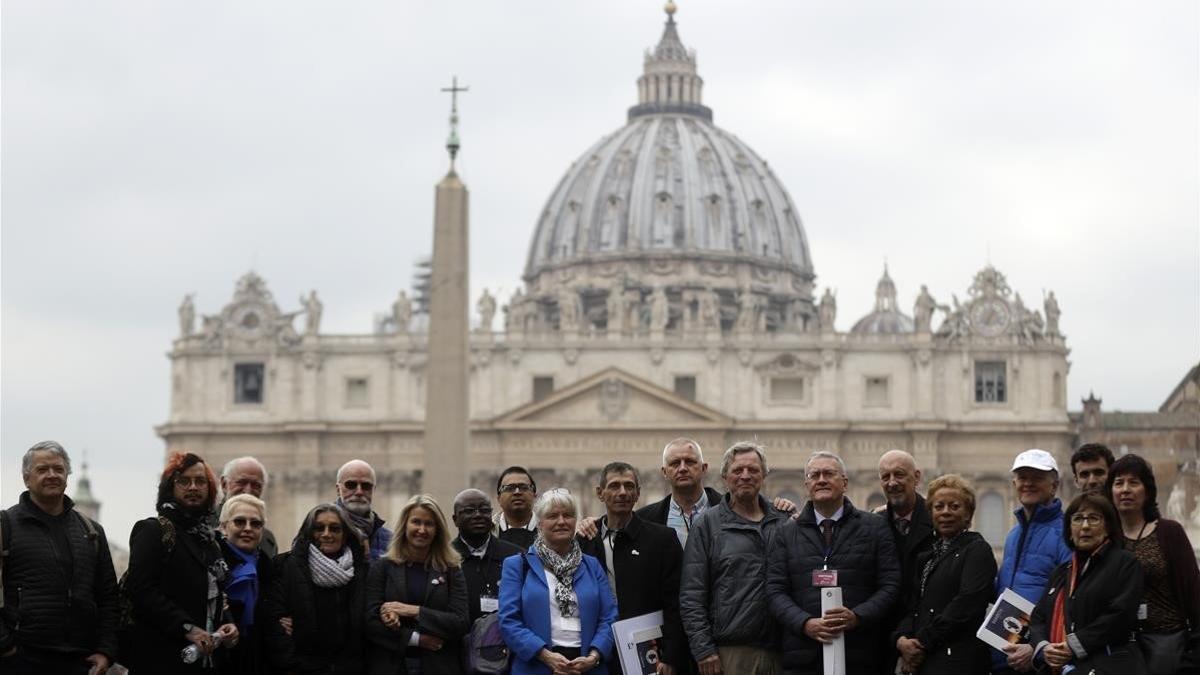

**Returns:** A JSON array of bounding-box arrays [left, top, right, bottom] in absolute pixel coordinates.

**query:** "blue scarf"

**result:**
[[224, 542, 259, 631]]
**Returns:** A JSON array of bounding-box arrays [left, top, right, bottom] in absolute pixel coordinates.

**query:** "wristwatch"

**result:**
[[182, 623, 197, 635]]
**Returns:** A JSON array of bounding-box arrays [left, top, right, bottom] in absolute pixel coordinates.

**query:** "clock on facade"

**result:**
[[969, 298, 1011, 337]]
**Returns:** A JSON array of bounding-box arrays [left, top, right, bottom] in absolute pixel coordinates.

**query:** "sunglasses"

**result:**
[[231, 517, 264, 530], [312, 523, 344, 534], [342, 480, 374, 492]]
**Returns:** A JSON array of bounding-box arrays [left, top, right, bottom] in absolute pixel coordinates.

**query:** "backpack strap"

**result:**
[[74, 511, 100, 556]]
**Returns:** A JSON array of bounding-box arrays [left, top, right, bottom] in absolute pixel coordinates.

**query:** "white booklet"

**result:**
[[976, 588, 1036, 652], [612, 610, 665, 675], [820, 586, 846, 675]]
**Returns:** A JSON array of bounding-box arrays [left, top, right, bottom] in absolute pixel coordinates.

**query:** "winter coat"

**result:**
[[635, 487, 724, 526], [452, 535, 522, 625], [578, 514, 688, 674], [364, 559, 469, 675], [992, 498, 1072, 669], [765, 498, 901, 674], [679, 493, 789, 661], [263, 549, 368, 675], [1028, 545, 1146, 674], [125, 509, 230, 674], [0, 493, 119, 659], [220, 542, 272, 675], [498, 549, 618, 675], [892, 531, 996, 675]]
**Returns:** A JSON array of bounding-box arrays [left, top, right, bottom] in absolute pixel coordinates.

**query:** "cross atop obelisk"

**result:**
[[441, 75, 469, 167]]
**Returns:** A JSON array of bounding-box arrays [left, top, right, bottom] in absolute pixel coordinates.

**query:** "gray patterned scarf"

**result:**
[[308, 544, 356, 588], [535, 535, 583, 617]]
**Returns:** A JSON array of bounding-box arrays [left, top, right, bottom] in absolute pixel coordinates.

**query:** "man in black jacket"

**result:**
[[579, 462, 687, 675], [875, 449, 935, 669], [0, 441, 119, 675], [450, 489, 521, 625], [766, 450, 901, 675]]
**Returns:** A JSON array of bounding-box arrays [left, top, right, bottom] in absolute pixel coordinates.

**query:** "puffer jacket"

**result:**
[[766, 499, 901, 674], [679, 493, 788, 661], [992, 498, 1071, 669], [0, 493, 119, 659]]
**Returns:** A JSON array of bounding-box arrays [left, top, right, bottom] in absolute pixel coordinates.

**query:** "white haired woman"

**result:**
[[219, 493, 271, 674], [499, 488, 617, 674]]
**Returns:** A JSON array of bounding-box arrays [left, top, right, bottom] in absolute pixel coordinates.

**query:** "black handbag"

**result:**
[[1136, 630, 1187, 675]]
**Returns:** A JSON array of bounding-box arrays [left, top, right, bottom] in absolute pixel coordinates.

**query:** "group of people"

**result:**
[[1, 438, 1197, 674]]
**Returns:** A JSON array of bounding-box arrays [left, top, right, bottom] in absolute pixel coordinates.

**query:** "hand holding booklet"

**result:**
[[976, 588, 1035, 652], [612, 610, 664, 675]]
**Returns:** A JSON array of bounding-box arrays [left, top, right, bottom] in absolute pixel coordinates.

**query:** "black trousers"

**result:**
[[0, 647, 94, 675]]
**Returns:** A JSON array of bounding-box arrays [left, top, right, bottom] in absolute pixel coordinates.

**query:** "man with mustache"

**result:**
[[494, 466, 538, 550], [767, 450, 900, 675], [335, 459, 392, 561], [451, 489, 521, 626], [578, 462, 687, 675], [0, 441, 119, 675]]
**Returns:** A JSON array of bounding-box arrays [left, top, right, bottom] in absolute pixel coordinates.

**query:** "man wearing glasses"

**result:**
[[334, 459, 392, 561], [494, 466, 538, 550], [451, 489, 522, 624]]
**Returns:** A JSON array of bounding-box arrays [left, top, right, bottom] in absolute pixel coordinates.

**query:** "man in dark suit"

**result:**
[[451, 489, 522, 625], [580, 462, 687, 675], [874, 449, 935, 672], [636, 437, 724, 548]]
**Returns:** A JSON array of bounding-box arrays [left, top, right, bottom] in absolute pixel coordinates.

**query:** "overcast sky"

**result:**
[[3, 1, 1197, 543]]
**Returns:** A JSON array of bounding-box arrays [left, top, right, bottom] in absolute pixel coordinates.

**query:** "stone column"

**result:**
[[422, 171, 471, 508]]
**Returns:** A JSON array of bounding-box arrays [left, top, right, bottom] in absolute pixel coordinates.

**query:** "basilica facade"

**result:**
[[158, 6, 1074, 550]]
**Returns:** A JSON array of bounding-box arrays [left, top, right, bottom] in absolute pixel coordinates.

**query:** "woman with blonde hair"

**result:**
[[365, 494, 469, 675], [218, 493, 271, 674]]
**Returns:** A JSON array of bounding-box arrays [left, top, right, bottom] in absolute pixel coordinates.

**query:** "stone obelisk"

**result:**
[[422, 77, 470, 508]]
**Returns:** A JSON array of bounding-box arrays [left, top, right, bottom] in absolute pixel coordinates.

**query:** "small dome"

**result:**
[[852, 266, 914, 334]]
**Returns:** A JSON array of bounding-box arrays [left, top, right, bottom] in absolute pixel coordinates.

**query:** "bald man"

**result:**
[[451, 489, 522, 624], [335, 459, 393, 561], [874, 450, 935, 666]]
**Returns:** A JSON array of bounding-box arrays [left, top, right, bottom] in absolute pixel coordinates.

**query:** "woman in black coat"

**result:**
[[1027, 493, 1146, 674], [219, 494, 272, 675], [893, 475, 997, 675], [263, 503, 370, 675], [125, 452, 239, 673], [365, 494, 469, 675]]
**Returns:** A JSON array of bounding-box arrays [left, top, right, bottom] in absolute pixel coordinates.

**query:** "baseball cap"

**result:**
[[1011, 449, 1058, 474]]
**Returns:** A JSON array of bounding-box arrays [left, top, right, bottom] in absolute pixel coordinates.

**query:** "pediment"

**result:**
[[492, 367, 731, 430]]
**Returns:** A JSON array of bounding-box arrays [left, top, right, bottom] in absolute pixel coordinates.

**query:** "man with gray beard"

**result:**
[[334, 459, 392, 561]]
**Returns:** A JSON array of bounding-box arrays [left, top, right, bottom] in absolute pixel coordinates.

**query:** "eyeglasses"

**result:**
[[457, 506, 493, 516], [499, 483, 533, 494], [806, 470, 842, 481], [342, 480, 374, 492], [1070, 513, 1104, 526], [231, 517, 264, 530], [175, 477, 207, 489]]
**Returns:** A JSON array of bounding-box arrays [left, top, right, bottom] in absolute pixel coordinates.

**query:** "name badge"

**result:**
[[480, 596, 499, 613], [1138, 603, 1148, 621], [812, 569, 838, 587]]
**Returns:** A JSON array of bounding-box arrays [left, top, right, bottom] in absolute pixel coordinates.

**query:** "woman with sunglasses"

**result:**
[[264, 503, 369, 674], [1027, 493, 1146, 674], [218, 494, 271, 674]]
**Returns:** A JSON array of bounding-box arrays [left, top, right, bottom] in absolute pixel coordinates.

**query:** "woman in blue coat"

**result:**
[[499, 488, 617, 675]]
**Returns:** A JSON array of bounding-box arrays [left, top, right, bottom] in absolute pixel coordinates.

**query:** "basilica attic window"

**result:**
[[674, 375, 696, 401], [345, 377, 369, 408], [865, 376, 890, 407], [234, 363, 264, 404], [770, 377, 805, 402], [974, 361, 1007, 404], [532, 376, 555, 403]]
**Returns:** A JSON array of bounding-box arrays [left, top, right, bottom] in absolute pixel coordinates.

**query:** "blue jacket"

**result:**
[[499, 549, 618, 675], [991, 498, 1071, 669]]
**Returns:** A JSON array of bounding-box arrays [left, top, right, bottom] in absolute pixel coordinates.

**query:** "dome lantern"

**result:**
[[628, 3, 713, 122]]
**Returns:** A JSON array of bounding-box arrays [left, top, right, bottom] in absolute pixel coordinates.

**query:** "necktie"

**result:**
[[896, 518, 911, 536], [603, 530, 619, 596], [821, 520, 835, 550]]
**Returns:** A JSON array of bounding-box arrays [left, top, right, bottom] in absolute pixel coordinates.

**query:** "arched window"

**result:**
[[977, 491, 1007, 547]]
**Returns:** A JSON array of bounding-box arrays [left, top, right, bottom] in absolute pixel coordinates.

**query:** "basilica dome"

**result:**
[[523, 7, 814, 293], [852, 267, 914, 335]]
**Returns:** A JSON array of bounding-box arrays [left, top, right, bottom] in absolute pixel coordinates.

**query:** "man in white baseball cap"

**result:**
[[991, 449, 1072, 673]]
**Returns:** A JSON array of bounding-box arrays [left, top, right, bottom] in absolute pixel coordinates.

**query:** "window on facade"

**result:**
[[234, 363, 264, 404], [978, 492, 1006, 547], [770, 377, 805, 402], [865, 376, 889, 407], [345, 377, 369, 408], [532, 376, 555, 402], [974, 361, 1007, 403], [674, 375, 697, 401]]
